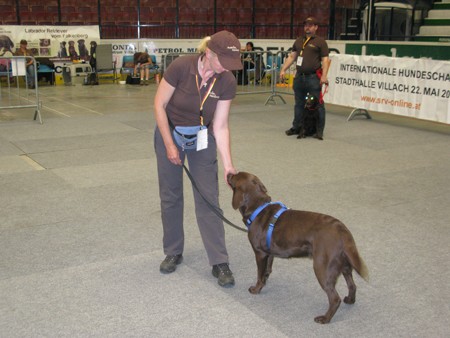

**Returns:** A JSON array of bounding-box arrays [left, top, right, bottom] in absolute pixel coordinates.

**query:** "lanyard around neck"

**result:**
[[300, 37, 311, 57], [195, 74, 216, 126]]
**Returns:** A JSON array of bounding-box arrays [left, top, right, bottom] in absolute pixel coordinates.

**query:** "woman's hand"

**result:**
[[223, 166, 237, 187], [166, 143, 181, 166]]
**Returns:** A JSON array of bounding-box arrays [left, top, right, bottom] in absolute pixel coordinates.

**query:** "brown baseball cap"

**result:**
[[207, 30, 243, 70], [304, 17, 318, 25]]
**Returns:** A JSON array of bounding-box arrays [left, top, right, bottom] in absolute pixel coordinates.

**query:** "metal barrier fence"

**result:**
[[237, 50, 336, 107], [162, 52, 195, 75], [0, 56, 42, 124], [235, 50, 277, 99], [261, 50, 294, 105]]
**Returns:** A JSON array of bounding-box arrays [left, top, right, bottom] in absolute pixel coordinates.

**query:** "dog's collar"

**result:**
[[246, 202, 289, 250], [246, 201, 288, 227]]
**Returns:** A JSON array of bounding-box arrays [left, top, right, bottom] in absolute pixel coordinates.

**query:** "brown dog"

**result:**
[[228, 171, 368, 324]]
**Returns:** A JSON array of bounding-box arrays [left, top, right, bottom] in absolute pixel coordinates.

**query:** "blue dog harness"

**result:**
[[246, 202, 289, 251]]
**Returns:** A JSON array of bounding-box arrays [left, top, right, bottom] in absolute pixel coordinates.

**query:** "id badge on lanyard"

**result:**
[[196, 127, 208, 151], [297, 37, 311, 67]]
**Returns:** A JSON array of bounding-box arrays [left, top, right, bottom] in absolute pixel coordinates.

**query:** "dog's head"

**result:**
[[228, 172, 271, 219], [304, 93, 319, 111], [0, 35, 14, 50], [40, 39, 50, 47]]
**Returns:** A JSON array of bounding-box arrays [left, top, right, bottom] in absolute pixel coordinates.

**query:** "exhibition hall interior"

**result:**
[[1, 1, 449, 337]]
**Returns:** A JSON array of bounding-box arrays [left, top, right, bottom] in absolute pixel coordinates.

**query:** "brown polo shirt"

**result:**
[[163, 54, 237, 128], [292, 35, 329, 74]]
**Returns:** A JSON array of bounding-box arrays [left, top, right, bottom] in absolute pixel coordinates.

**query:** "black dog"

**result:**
[[68, 41, 78, 60], [0, 35, 14, 56], [78, 39, 89, 60], [298, 93, 322, 140]]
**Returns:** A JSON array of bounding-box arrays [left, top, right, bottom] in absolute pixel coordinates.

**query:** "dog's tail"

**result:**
[[344, 239, 369, 282]]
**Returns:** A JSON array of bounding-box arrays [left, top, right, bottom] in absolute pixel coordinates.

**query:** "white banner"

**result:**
[[328, 54, 450, 124], [0, 25, 100, 59]]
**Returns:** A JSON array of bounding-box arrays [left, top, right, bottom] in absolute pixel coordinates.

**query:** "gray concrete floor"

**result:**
[[1, 83, 450, 337]]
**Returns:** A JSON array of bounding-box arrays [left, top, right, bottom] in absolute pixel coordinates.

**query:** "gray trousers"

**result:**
[[154, 127, 229, 266]]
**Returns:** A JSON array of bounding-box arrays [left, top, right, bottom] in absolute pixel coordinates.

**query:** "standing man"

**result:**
[[15, 39, 35, 89], [280, 17, 330, 139]]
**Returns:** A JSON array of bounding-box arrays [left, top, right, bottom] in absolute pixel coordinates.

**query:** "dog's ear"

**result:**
[[232, 189, 245, 210], [253, 177, 267, 194], [5, 36, 14, 49]]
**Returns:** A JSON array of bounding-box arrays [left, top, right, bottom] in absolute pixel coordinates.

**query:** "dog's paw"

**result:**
[[313, 133, 323, 140], [314, 315, 330, 324], [297, 134, 305, 139], [343, 296, 355, 304], [248, 286, 261, 294]]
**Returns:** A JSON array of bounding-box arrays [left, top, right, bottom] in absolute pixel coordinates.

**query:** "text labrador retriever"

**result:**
[[228, 171, 368, 324]]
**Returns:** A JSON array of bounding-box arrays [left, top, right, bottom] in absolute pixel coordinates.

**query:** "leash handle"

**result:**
[[182, 164, 247, 233], [319, 83, 329, 105]]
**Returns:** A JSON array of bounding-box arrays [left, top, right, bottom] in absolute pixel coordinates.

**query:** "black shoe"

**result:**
[[285, 128, 300, 136], [212, 263, 235, 288], [160, 254, 183, 274]]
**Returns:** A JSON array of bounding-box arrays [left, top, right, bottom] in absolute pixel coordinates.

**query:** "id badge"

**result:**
[[196, 127, 208, 151], [296, 56, 303, 66]]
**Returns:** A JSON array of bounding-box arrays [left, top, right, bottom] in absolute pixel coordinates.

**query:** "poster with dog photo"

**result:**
[[0, 25, 100, 61]]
